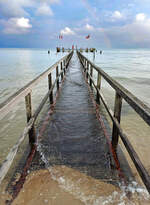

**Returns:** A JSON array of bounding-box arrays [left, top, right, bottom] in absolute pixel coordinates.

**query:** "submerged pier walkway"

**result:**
[[1, 50, 150, 204], [37, 53, 113, 180]]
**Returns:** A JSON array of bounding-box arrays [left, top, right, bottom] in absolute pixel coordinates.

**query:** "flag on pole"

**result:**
[[85, 34, 90, 39]]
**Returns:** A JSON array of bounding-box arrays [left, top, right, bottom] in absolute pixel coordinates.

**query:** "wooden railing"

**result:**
[[0, 51, 73, 185], [77, 50, 150, 194]]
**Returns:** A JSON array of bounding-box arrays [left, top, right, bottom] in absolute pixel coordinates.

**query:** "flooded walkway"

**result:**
[[37, 53, 114, 181], [2, 52, 150, 205]]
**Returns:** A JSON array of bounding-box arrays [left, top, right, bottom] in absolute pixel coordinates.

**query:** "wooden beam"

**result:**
[[25, 93, 36, 144], [112, 92, 122, 150]]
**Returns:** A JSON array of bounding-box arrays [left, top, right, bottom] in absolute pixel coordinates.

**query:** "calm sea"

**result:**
[[85, 49, 150, 107], [0, 48, 150, 203]]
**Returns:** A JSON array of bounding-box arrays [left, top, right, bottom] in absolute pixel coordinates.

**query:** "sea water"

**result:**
[[0, 48, 150, 204], [85, 49, 150, 191]]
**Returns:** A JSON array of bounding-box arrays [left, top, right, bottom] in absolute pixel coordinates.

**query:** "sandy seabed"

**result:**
[[0, 165, 150, 205]]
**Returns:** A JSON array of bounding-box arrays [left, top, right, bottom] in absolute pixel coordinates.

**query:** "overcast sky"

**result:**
[[0, 0, 150, 48]]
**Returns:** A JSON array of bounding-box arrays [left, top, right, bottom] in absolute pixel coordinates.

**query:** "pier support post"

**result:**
[[96, 73, 101, 104], [86, 62, 89, 79], [112, 92, 122, 151], [25, 92, 36, 145], [61, 62, 63, 81], [48, 73, 53, 104], [63, 60, 66, 75], [56, 66, 59, 90], [90, 64, 93, 87]]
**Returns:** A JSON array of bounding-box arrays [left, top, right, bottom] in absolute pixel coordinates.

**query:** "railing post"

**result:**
[[84, 60, 86, 72], [56, 66, 59, 90], [86, 62, 89, 79], [90, 64, 93, 87], [48, 73, 53, 104], [96, 73, 101, 104], [112, 92, 122, 151], [61, 61, 63, 81], [63, 60, 66, 74], [84, 59, 86, 68], [25, 92, 36, 145]]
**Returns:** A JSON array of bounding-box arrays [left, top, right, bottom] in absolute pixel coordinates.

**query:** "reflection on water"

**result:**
[[0, 48, 65, 103], [1, 49, 150, 204], [84, 49, 150, 106]]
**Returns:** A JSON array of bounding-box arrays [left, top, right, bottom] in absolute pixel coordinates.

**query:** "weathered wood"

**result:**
[[77, 51, 150, 127], [0, 51, 73, 186], [90, 65, 93, 87], [25, 93, 36, 144], [48, 73, 53, 104], [63, 60, 66, 74], [96, 73, 101, 104], [112, 92, 122, 150], [86, 62, 89, 79], [77, 50, 150, 194], [61, 62, 63, 81], [56, 66, 59, 90], [0, 53, 73, 120], [0, 117, 34, 186]]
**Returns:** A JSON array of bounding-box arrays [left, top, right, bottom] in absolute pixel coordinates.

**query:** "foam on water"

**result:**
[[37, 143, 150, 205]]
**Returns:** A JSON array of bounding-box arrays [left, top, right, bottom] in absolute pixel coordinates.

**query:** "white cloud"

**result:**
[[36, 3, 53, 16], [60, 27, 75, 35], [135, 13, 146, 22], [85, 24, 94, 31], [0, 0, 59, 18], [0, 0, 32, 17], [112, 11, 123, 19], [101, 13, 150, 47], [2, 17, 32, 34]]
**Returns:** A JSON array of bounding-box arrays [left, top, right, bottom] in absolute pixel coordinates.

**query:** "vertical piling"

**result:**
[[25, 92, 36, 144], [48, 73, 53, 104], [61, 62, 63, 81], [96, 73, 101, 104], [56, 66, 59, 90], [90, 65, 93, 87], [112, 92, 122, 151]]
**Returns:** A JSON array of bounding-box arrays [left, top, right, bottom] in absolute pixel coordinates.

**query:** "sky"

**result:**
[[0, 0, 150, 49]]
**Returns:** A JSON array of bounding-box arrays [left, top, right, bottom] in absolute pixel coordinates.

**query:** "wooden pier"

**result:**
[[0, 50, 150, 203]]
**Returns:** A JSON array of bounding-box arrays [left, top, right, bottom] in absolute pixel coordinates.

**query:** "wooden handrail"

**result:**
[[77, 50, 150, 194], [0, 51, 73, 185], [0, 52, 73, 120]]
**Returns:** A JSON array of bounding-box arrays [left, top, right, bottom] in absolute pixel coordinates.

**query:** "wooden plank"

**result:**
[[96, 73, 101, 104], [86, 62, 89, 79], [0, 53, 73, 120], [25, 93, 36, 144], [90, 65, 93, 87], [0, 52, 74, 185], [97, 88, 150, 194], [48, 73, 53, 104], [112, 92, 122, 150], [56, 66, 59, 90], [0, 117, 34, 185], [63, 60, 66, 74], [61, 62, 63, 81], [78, 51, 150, 127]]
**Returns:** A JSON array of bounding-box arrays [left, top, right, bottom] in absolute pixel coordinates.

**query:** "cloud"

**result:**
[[135, 13, 146, 22], [102, 12, 150, 47], [85, 23, 94, 31], [0, 0, 32, 17], [81, 0, 99, 22], [36, 3, 53, 16], [60, 27, 75, 35], [2, 17, 32, 34], [112, 11, 123, 19], [0, 0, 59, 18]]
